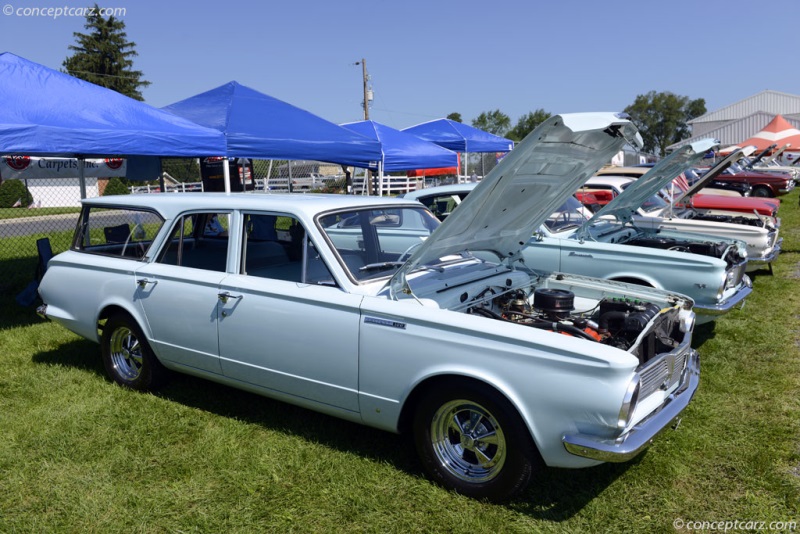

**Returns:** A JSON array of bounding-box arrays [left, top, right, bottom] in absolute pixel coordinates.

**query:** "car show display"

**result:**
[[405, 140, 753, 324], [37, 113, 701, 502]]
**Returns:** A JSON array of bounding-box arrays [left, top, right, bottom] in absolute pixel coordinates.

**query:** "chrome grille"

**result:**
[[768, 229, 778, 248], [639, 346, 689, 399]]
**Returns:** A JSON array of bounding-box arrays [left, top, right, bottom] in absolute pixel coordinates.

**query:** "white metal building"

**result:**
[[667, 90, 800, 151]]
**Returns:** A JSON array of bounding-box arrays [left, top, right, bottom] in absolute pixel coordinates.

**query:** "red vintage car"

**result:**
[[696, 163, 794, 198], [595, 166, 780, 216]]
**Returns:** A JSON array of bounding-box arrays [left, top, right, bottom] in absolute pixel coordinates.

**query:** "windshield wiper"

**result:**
[[358, 261, 404, 272]]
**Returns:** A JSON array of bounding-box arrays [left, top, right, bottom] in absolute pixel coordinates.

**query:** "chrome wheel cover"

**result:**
[[108, 326, 143, 381], [430, 399, 506, 483]]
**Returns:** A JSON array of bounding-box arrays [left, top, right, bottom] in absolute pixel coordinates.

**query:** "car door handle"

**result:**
[[217, 292, 243, 304], [136, 278, 157, 288]]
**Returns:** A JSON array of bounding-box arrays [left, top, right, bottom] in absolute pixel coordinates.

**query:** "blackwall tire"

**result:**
[[752, 186, 772, 198], [412, 381, 539, 502], [101, 313, 167, 391]]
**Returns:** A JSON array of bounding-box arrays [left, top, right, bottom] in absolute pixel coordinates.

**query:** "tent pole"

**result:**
[[343, 165, 352, 195], [78, 157, 86, 199], [158, 158, 165, 193], [288, 161, 293, 193], [265, 160, 273, 193], [222, 158, 231, 193], [378, 161, 383, 197]]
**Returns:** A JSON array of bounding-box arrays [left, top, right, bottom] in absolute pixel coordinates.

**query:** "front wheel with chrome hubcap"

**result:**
[[413, 381, 539, 502]]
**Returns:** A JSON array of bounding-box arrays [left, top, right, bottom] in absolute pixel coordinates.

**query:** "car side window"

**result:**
[[72, 206, 163, 260], [157, 212, 230, 272], [241, 213, 335, 285], [417, 194, 463, 220]]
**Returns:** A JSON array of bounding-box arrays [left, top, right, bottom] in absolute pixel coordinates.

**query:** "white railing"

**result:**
[[129, 182, 203, 194], [127, 174, 477, 196]]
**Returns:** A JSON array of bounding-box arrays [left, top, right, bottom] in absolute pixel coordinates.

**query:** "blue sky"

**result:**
[[2, 0, 798, 130]]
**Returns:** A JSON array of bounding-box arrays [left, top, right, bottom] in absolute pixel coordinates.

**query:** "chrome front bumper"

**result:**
[[693, 275, 753, 324], [693, 276, 752, 318], [563, 350, 700, 463], [749, 238, 782, 265]]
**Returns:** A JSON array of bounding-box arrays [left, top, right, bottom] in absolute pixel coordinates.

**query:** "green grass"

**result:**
[[1, 195, 799, 532], [0, 207, 80, 220]]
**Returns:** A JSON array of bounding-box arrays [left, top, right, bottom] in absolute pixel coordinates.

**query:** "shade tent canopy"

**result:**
[[340, 120, 458, 172], [734, 115, 800, 152], [0, 52, 226, 157], [163, 82, 382, 168], [401, 119, 515, 153]]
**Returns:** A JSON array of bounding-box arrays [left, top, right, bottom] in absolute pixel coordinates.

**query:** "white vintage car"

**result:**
[[37, 113, 699, 502], [580, 148, 782, 272], [405, 141, 752, 324]]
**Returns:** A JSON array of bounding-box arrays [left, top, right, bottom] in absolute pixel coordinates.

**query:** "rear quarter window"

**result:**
[[72, 206, 164, 260]]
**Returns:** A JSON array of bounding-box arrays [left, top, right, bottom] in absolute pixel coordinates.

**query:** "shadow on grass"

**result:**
[[0, 292, 47, 330], [692, 321, 717, 347], [0, 256, 38, 297], [32, 338, 105, 377], [510, 460, 635, 519], [32, 339, 629, 518]]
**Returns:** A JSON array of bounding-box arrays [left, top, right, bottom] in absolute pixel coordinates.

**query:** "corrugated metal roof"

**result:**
[[689, 90, 800, 124], [667, 113, 800, 151]]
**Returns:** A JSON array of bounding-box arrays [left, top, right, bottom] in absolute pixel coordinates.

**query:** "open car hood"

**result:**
[[389, 112, 641, 298], [578, 139, 718, 233], [673, 148, 742, 204], [763, 143, 791, 164]]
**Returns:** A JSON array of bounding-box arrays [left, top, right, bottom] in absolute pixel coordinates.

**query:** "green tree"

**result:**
[[103, 177, 130, 196], [624, 91, 706, 157], [62, 4, 150, 100], [507, 109, 552, 142], [0, 179, 34, 208], [472, 109, 511, 136], [446, 112, 462, 123], [162, 158, 200, 182]]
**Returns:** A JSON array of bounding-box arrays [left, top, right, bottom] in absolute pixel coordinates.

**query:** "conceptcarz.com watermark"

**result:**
[[673, 518, 797, 532], [2, 5, 126, 18]]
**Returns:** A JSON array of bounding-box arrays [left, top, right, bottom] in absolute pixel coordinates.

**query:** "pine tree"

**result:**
[[62, 4, 150, 100]]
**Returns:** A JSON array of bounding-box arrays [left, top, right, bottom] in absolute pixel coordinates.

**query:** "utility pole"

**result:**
[[355, 58, 374, 193], [360, 58, 369, 120]]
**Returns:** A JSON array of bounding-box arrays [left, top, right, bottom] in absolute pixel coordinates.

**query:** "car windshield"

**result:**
[[317, 206, 441, 282], [544, 197, 588, 232], [620, 181, 669, 212], [726, 163, 744, 174]]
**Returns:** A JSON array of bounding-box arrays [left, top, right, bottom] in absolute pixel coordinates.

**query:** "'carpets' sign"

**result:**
[[0, 156, 127, 180]]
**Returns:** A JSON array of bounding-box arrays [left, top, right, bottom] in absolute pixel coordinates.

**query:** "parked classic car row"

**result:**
[[38, 113, 705, 502], [405, 139, 761, 324], [577, 150, 782, 272]]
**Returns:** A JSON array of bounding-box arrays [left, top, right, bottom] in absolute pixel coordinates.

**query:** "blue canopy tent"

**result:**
[[341, 120, 459, 195], [163, 82, 382, 191], [401, 118, 514, 152], [341, 119, 457, 173], [402, 118, 514, 177], [0, 52, 229, 305], [0, 52, 226, 158]]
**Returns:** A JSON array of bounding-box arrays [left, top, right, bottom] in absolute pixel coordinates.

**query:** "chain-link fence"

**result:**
[[0, 176, 100, 295]]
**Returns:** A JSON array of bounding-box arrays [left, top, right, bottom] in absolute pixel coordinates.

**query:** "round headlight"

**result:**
[[617, 374, 641, 430]]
